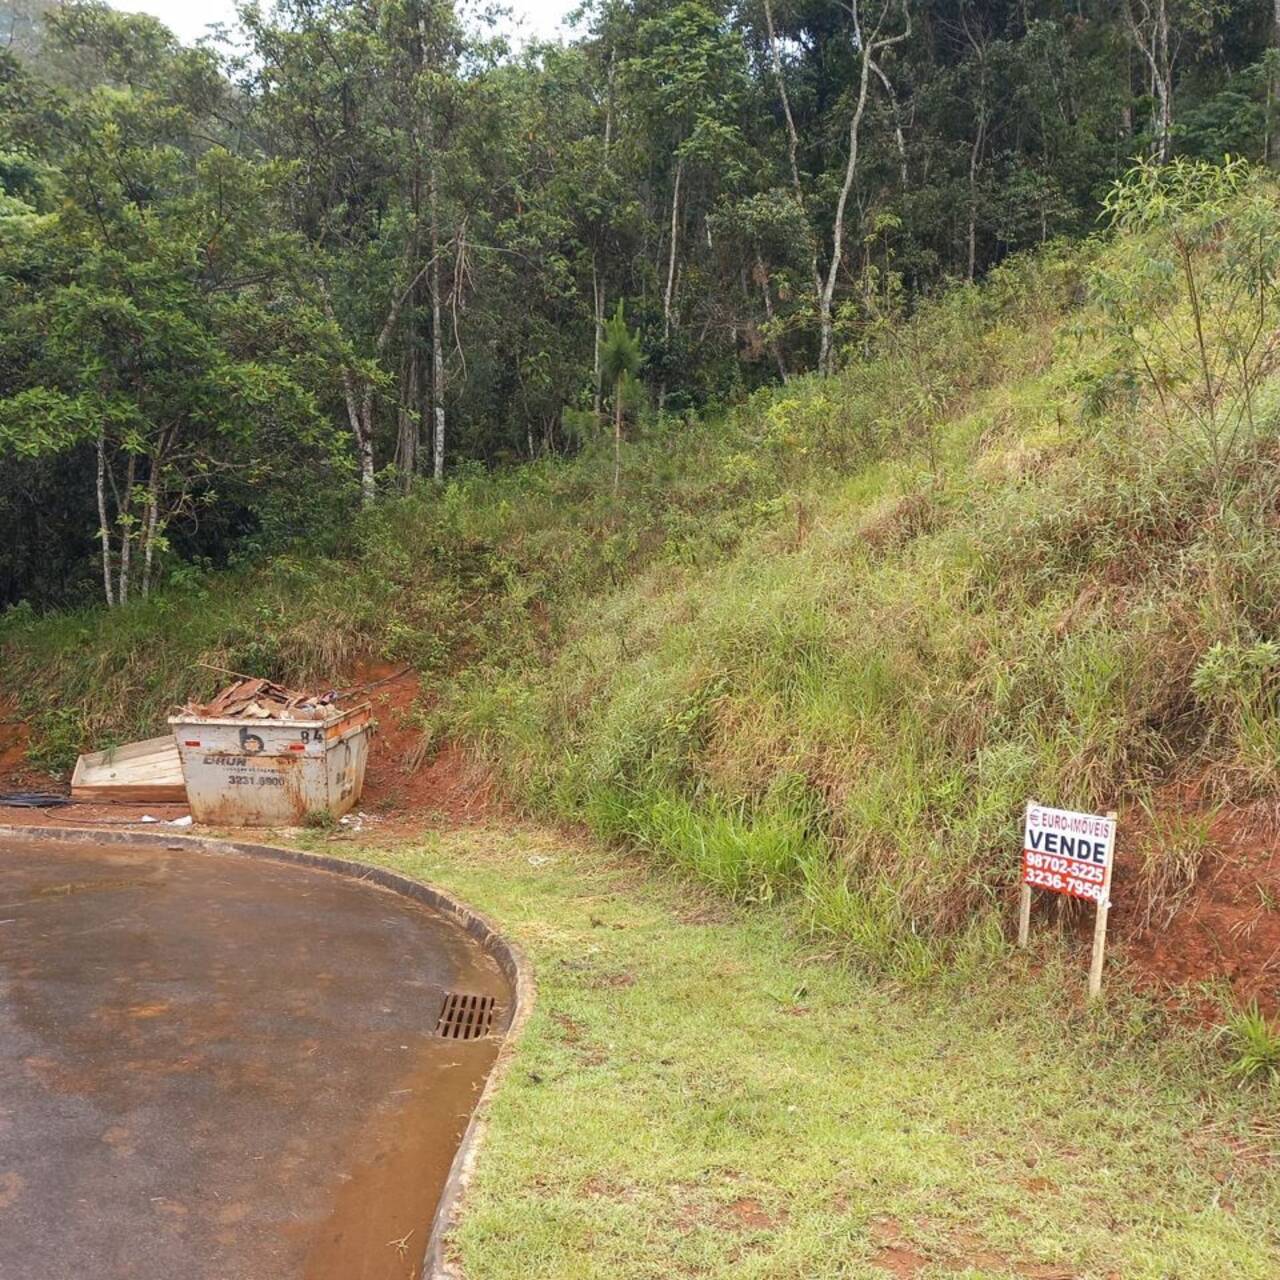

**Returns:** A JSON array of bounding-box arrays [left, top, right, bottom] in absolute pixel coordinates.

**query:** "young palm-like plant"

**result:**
[[600, 302, 643, 492]]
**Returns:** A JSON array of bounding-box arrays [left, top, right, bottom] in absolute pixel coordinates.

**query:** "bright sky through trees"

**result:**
[[110, 0, 574, 44]]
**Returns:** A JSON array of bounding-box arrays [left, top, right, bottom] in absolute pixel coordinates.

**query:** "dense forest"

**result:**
[[1, 0, 1277, 609]]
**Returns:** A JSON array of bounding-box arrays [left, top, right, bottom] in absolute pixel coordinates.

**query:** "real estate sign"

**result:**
[[1021, 803, 1116, 905]]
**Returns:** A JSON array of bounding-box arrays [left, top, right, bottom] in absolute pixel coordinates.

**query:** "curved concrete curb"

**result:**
[[0, 824, 534, 1280]]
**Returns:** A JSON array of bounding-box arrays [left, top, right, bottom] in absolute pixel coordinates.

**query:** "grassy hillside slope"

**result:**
[[6, 163, 1280, 990]]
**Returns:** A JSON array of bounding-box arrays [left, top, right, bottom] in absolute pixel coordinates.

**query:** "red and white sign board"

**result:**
[[1022, 803, 1116, 905]]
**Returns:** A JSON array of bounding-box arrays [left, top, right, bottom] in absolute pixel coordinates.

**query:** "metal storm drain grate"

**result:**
[[435, 992, 497, 1041]]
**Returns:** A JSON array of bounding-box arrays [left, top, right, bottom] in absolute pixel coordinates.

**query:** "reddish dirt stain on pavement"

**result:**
[[0, 837, 510, 1280]]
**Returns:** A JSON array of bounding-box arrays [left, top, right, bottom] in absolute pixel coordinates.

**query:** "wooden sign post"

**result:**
[[1018, 801, 1118, 999], [1017, 877, 1032, 948], [1087, 820, 1117, 999]]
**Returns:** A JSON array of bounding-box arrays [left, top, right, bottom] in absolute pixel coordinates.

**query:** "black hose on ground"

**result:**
[[0, 792, 72, 808]]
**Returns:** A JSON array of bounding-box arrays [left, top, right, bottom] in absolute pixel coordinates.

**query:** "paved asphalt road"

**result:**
[[0, 837, 508, 1280]]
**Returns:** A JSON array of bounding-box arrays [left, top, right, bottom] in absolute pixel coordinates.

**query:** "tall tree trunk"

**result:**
[[1154, 0, 1172, 161], [820, 44, 873, 376], [1125, 0, 1174, 161], [871, 58, 908, 187], [96, 429, 114, 608], [659, 156, 684, 412], [117, 452, 135, 605], [361, 386, 378, 499], [763, 0, 803, 203], [141, 441, 163, 600], [967, 108, 986, 282], [406, 8, 425, 489], [417, 344, 430, 466], [604, 49, 615, 159], [592, 255, 604, 422], [755, 250, 789, 383], [1269, 0, 1280, 166], [396, 348, 419, 487], [429, 151, 446, 481], [961, 12, 990, 283], [819, 0, 910, 376], [613, 376, 623, 493], [322, 281, 378, 507], [763, 0, 823, 343], [340, 366, 375, 505], [663, 156, 683, 344], [595, 50, 614, 425]]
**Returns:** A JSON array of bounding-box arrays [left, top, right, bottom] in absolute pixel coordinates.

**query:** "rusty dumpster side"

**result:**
[[167, 703, 372, 825]]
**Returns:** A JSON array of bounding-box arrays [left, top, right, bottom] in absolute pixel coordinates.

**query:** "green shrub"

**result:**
[[1221, 1002, 1280, 1085]]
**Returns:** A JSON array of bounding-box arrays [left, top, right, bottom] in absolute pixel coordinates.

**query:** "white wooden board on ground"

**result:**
[[71, 734, 187, 804]]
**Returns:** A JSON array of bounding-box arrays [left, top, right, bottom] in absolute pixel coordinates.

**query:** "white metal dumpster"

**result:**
[[167, 701, 373, 826]]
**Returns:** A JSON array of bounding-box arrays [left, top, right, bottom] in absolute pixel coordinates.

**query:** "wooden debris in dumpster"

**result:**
[[182, 677, 339, 722], [170, 678, 371, 825]]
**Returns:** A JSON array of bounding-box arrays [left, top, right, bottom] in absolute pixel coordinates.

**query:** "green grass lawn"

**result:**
[[294, 824, 1279, 1280]]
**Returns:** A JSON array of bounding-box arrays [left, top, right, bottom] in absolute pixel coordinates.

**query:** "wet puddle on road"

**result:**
[[0, 838, 512, 1280], [299, 1034, 500, 1279], [0, 873, 162, 909]]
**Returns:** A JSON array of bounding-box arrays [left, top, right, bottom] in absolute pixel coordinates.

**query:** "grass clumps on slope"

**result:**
[[444, 164, 1280, 974], [0, 426, 784, 764], [320, 826, 1280, 1280]]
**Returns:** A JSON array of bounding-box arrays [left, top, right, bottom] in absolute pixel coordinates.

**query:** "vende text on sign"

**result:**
[[1022, 803, 1116, 905]]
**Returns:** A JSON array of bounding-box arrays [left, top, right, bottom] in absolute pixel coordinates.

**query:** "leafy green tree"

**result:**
[[0, 11, 342, 605], [617, 1, 749, 396], [236, 0, 470, 500], [3, 0, 1279, 609]]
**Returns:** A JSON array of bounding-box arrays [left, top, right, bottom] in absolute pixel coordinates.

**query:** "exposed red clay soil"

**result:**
[[343, 661, 501, 829], [0, 662, 502, 835], [1113, 796, 1280, 1019], [671, 1191, 786, 1239], [719, 1198, 782, 1232], [0, 699, 33, 783]]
